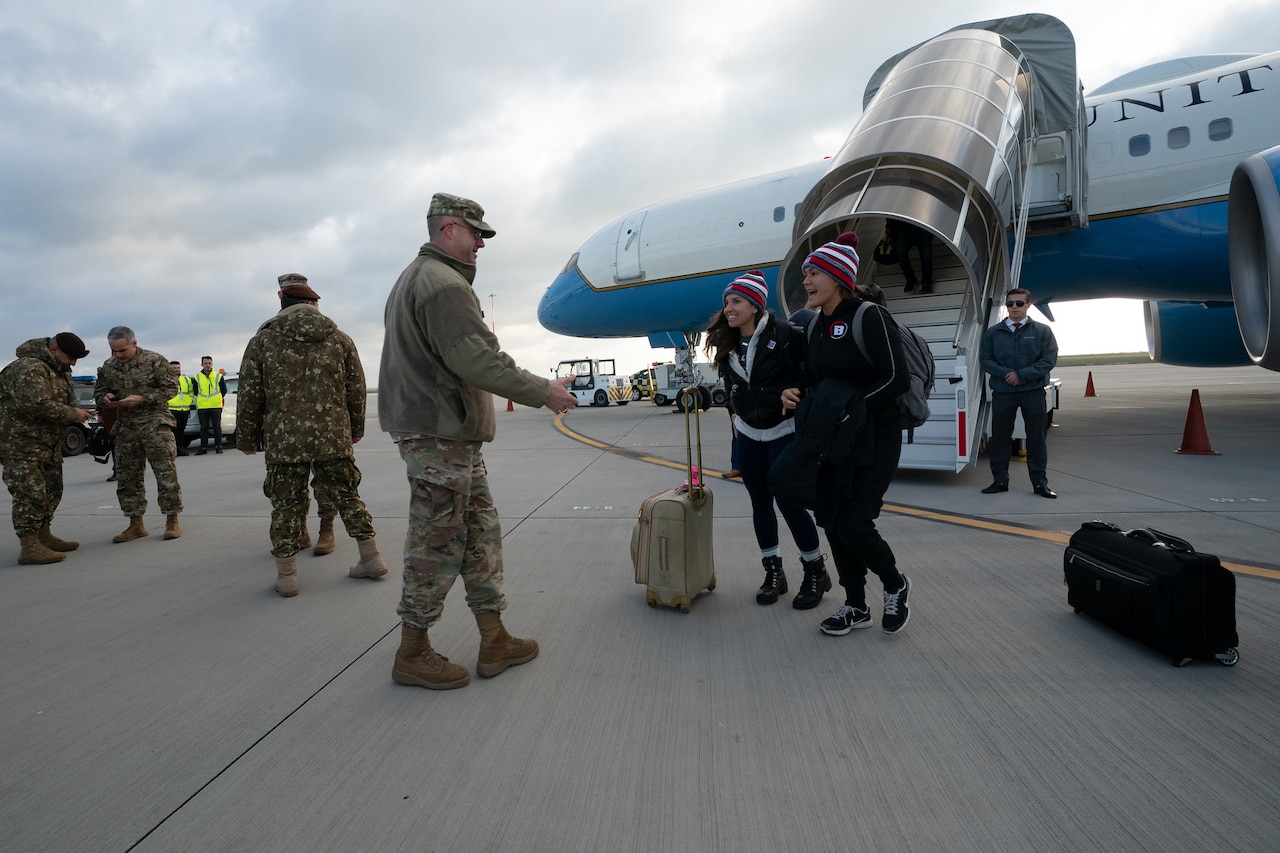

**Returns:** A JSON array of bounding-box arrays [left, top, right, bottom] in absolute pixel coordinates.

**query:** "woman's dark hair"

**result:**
[[703, 301, 761, 369]]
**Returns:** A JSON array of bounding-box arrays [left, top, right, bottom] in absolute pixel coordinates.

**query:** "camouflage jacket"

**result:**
[[378, 243, 549, 442], [236, 304, 366, 464], [0, 338, 79, 463], [94, 346, 178, 437]]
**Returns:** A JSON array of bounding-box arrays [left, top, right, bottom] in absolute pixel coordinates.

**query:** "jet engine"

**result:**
[[1144, 301, 1252, 367], [1227, 145, 1280, 371]]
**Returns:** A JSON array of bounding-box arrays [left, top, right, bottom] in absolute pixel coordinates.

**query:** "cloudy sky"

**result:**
[[3, 0, 1278, 387]]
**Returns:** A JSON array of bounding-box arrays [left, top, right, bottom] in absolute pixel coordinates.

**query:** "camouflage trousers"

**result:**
[[264, 458, 374, 557], [115, 425, 183, 517], [1, 456, 63, 536], [395, 436, 505, 629]]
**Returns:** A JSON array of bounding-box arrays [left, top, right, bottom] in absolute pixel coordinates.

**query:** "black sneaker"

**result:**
[[820, 605, 872, 636], [882, 573, 911, 634]]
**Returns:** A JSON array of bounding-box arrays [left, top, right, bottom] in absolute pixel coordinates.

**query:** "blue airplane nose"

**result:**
[[537, 265, 589, 336]]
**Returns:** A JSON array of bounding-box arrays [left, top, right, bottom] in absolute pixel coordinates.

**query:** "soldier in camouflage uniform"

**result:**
[[94, 326, 184, 543], [0, 333, 94, 564], [379, 192, 579, 690], [237, 274, 388, 597]]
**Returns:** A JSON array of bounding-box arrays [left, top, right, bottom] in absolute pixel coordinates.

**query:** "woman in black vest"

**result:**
[[780, 233, 914, 636], [704, 271, 827, 609]]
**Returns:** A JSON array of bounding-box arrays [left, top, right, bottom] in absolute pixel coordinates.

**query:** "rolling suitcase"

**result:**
[[1064, 520, 1239, 666], [631, 388, 716, 612]]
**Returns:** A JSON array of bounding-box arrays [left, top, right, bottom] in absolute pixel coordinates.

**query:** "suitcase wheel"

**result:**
[[707, 573, 717, 592], [1215, 648, 1240, 667]]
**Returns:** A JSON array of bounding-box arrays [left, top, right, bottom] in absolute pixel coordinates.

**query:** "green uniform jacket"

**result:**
[[236, 304, 366, 464], [0, 338, 79, 464], [378, 243, 550, 442], [94, 346, 178, 438]]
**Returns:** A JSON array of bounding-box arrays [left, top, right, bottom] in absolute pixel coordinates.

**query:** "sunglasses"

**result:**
[[1005, 300, 1027, 308]]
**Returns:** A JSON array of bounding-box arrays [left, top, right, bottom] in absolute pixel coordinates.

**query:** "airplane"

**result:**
[[535, 13, 1280, 472]]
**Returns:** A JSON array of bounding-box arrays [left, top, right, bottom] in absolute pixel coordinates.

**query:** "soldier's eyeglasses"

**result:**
[[1005, 300, 1026, 307], [452, 221, 483, 241]]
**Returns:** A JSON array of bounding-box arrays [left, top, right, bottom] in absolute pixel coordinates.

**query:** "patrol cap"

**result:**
[[53, 332, 89, 359], [277, 273, 320, 301], [428, 192, 496, 238]]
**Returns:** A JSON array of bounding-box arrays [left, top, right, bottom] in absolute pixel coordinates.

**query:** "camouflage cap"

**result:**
[[428, 192, 496, 238], [277, 273, 320, 300]]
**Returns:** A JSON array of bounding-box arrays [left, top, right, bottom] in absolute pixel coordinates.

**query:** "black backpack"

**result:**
[[87, 425, 114, 463]]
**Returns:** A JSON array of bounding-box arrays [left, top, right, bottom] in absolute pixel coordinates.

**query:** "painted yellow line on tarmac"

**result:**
[[553, 413, 1280, 582]]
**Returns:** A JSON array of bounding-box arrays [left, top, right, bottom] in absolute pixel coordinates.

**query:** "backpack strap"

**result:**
[[848, 300, 874, 362]]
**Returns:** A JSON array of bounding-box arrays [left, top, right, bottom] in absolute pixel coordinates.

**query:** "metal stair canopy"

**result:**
[[776, 14, 1084, 472]]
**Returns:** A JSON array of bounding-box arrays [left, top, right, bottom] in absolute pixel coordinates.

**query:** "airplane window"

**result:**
[[1129, 135, 1151, 157], [1209, 118, 1232, 141], [774, 206, 785, 223], [1168, 127, 1190, 149]]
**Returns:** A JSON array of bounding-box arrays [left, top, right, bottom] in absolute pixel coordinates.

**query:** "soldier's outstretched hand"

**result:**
[[546, 377, 578, 415]]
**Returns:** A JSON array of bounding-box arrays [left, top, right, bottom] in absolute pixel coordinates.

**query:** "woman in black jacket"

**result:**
[[704, 271, 827, 609], [780, 233, 913, 636]]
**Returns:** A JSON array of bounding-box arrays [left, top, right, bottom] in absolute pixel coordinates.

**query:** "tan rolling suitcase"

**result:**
[[630, 388, 716, 612]]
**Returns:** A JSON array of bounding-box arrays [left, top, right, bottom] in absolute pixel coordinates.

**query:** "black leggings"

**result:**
[[737, 432, 820, 555]]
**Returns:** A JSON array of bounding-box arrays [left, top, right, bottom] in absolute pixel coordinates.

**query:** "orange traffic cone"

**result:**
[[1083, 371, 1098, 397], [506, 399, 515, 412], [1174, 389, 1220, 455]]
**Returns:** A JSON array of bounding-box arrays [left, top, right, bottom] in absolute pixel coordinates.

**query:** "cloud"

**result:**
[[2, 0, 1274, 389]]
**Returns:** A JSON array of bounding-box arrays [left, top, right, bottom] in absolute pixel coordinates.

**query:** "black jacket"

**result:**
[[805, 297, 909, 422], [720, 312, 806, 431]]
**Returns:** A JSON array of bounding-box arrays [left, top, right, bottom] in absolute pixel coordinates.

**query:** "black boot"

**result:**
[[756, 556, 788, 605], [792, 555, 831, 610]]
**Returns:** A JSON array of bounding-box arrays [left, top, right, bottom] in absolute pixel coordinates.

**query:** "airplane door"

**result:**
[[615, 213, 646, 284]]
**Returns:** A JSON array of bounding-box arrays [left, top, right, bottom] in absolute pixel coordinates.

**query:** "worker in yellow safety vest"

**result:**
[[194, 356, 227, 455], [167, 361, 195, 456]]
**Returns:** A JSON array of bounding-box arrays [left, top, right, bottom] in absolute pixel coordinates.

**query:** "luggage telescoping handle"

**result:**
[[681, 386, 707, 507], [1124, 527, 1194, 552]]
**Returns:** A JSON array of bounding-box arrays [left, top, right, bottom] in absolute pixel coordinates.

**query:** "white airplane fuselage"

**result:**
[[538, 51, 1280, 368]]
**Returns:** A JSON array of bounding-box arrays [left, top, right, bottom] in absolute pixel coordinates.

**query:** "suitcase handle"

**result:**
[[680, 386, 709, 509], [1124, 527, 1194, 552]]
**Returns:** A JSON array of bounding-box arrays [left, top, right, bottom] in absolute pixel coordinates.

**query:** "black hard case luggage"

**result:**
[[1063, 521, 1239, 666]]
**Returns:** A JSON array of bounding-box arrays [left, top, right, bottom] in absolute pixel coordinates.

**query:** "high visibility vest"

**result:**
[[168, 375, 194, 411], [195, 371, 224, 409]]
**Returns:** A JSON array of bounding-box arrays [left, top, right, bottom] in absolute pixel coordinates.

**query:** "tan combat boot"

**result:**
[[163, 514, 181, 540], [392, 624, 470, 689], [275, 555, 299, 597], [18, 534, 66, 565], [349, 536, 388, 579], [475, 612, 539, 678], [112, 517, 148, 543], [313, 516, 335, 556], [38, 524, 79, 552]]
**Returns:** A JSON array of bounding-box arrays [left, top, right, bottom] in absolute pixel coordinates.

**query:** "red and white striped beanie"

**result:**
[[803, 232, 860, 291], [723, 270, 769, 312]]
